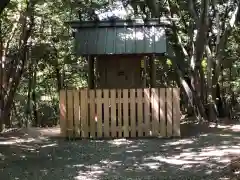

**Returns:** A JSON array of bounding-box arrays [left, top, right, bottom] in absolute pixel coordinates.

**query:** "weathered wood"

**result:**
[[144, 88, 150, 136], [67, 90, 74, 137], [103, 89, 110, 137], [96, 89, 102, 137], [118, 89, 122, 138], [130, 89, 136, 137], [151, 88, 160, 136], [89, 90, 96, 138], [60, 88, 181, 139], [123, 89, 129, 137], [137, 89, 143, 136], [166, 88, 173, 137], [60, 90, 67, 137], [160, 88, 166, 137], [110, 89, 117, 137], [173, 88, 181, 136], [80, 89, 88, 138], [74, 90, 80, 137]]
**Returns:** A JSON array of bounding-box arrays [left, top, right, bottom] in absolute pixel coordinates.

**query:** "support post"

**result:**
[[88, 56, 95, 89], [141, 56, 147, 88], [150, 55, 156, 88]]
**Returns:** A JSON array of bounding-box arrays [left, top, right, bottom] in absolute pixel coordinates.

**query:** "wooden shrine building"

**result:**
[[69, 19, 167, 89], [59, 19, 181, 139]]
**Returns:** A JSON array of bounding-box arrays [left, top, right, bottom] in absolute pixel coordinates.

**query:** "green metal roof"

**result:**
[[68, 19, 167, 56]]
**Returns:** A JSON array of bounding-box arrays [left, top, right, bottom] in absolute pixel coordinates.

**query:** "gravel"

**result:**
[[0, 125, 239, 180]]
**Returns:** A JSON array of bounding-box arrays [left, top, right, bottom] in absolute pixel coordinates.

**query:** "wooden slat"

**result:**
[[144, 88, 150, 136], [67, 90, 74, 137], [80, 89, 88, 138], [96, 89, 103, 138], [151, 88, 160, 136], [160, 88, 166, 137], [60, 90, 67, 137], [103, 89, 110, 137], [166, 88, 173, 137], [172, 88, 181, 137], [60, 87, 180, 139], [110, 89, 117, 138], [130, 89, 136, 137], [118, 89, 122, 138], [74, 90, 80, 137], [89, 90, 96, 138], [123, 89, 129, 137], [137, 89, 143, 137], [85, 98, 150, 104]]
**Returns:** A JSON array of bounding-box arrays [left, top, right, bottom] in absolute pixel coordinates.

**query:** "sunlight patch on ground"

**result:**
[[74, 165, 106, 180], [0, 138, 36, 145], [228, 125, 240, 132], [141, 162, 161, 170], [162, 139, 195, 146], [41, 143, 57, 148], [108, 139, 133, 146], [145, 155, 205, 165], [144, 144, 240, 169]]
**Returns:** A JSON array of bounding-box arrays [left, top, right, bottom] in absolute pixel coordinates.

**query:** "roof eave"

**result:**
[[65, 18, 171, 29]]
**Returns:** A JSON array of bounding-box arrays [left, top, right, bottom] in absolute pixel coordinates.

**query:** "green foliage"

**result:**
[[2, 0, 240, 126]]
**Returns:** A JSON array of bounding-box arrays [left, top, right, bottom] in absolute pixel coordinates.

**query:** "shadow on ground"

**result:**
[[0, 123, 240, 180]]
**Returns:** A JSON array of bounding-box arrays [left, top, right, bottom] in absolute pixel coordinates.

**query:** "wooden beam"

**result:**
[[150, 55, 156, 87], [88, 56, 95, 89], [141, 56, 149, 88]]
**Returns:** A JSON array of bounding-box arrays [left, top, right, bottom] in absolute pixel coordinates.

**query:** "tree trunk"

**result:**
[[0, 0, 35, 129], [169, 56, 208, 120], [26, 46, 32, 127], [32, 64, 38, 127], [0, 16, 4, 131]]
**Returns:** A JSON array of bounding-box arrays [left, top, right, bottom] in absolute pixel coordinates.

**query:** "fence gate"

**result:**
[[59, 88, 181, 138]]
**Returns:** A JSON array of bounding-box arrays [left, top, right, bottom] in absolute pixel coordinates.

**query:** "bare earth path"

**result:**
[[0, 123, 240, 180]]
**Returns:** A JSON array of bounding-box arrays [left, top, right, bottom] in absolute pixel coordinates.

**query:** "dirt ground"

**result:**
[[0, 123, 240, 180]]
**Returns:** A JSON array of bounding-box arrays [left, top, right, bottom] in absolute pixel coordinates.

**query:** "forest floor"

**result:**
[[0, 121, 240, 180]]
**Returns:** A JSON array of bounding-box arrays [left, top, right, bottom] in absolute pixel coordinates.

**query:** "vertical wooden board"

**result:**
[[67, 90, 74, 137], [60, 90, 67, 137], [103, 89, 110, 137], [80, 89, 88, 138], [166, 88, 173, 137], [137, 89, 143, 137], [96, 89, 103, 138], [160, 88, 166, 137], [172, 88, 181, 137], [151, 88, 160, 136], [123, 89, 129, 137], [110, 89, 117, 138], [130, 89, 136, 137], [89, 90, 96, 138], [73, 90, 80, 137], [144, 88, 151, 136], [118, 89, 122, 138]]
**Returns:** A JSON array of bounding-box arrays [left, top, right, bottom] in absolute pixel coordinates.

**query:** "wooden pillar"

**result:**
[[150, 55, 156, 88], [141, 56, 147, 88], [95, 57, 99, 88], [88, 56, 95, 89]]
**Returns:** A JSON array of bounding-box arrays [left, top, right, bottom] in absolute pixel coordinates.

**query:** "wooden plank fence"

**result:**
[[59, 88, 181, 138]]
